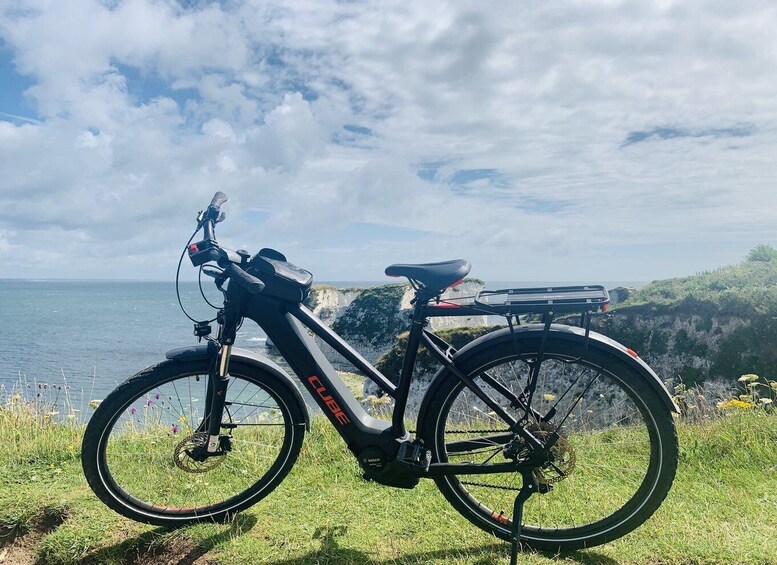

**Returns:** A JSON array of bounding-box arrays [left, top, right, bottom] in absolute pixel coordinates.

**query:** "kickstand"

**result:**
[[509, 471, 537, 565]]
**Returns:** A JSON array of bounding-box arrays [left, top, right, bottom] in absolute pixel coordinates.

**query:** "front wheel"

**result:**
[[418, 333, 678, 552], [82, 359, 306, 526]]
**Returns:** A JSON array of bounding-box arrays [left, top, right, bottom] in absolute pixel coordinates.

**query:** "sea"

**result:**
[[0, 279, 643, 408]]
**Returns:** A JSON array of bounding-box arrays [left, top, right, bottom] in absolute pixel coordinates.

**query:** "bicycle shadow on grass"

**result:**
[[266, 525, 619, 565], [81, 513, 258, 565]]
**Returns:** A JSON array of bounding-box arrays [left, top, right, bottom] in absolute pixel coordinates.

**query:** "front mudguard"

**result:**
[[165, 343, 310, 430]]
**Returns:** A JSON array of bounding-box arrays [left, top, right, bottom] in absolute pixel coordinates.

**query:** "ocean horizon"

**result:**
[[0, 278, 645, 406]]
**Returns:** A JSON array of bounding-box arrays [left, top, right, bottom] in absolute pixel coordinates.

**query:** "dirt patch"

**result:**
[[0, 507, 68, 565], [123, 535, 213, 565]]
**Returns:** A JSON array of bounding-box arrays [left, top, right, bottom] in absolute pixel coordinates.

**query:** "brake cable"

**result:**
[[175, 226, 219, 325]]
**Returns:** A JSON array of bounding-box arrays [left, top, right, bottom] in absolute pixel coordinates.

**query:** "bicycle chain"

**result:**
[[460, 480, 521, 491]]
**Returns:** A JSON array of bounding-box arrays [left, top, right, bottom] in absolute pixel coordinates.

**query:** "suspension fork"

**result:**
[[204, 301, 242, 452]]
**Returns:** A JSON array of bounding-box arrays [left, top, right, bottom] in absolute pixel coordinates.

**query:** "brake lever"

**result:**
[[202, 267, 221, 278]]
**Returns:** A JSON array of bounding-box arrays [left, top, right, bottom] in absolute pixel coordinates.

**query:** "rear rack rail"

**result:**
[[427, 285, 609, 318]]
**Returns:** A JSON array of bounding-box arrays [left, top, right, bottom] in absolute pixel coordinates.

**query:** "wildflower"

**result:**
[[146, 399, 153, 407], [543, 393, 556, 401], [154, 393, 161, 400], [720, 399, 753, 409], [738, 374, 759, 383], [130, 407, 138, 415], [89, 399, 101, 409], [759, 398, 773, 405], [178, 416, 187, 423], [172, 424, 180, 433]]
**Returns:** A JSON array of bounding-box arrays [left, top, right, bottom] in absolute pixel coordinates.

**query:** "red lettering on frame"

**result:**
[[307, 375, 351, 425]]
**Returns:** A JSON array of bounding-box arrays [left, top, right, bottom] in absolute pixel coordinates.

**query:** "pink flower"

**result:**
[[130, 407, 137, 415]]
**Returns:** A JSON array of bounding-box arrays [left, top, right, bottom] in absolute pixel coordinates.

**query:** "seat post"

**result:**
[[390, 290, 434, 437]]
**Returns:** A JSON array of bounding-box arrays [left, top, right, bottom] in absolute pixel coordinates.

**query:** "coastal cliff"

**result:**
[[284, 247, 777, 403]]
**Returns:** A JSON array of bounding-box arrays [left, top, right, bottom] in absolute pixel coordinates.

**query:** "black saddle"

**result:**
[[385, 260, 471, 293]]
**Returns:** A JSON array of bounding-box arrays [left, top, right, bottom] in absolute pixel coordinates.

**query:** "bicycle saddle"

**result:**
[[385, 259, 471, 292]]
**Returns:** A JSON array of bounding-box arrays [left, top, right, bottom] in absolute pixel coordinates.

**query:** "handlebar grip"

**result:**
[[225, 264, 265, 295], [210, 191, 228, 209]]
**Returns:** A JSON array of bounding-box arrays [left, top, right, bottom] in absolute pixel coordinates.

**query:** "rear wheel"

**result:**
[[419, 334, 677, 551], [82, 359, 306, 526]]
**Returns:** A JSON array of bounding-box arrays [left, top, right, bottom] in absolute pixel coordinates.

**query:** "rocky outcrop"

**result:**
[[304, 285, 363, 325], [303, 279, 494, 365], [591, 307, 771, 386], [608, 286, 637, 306]]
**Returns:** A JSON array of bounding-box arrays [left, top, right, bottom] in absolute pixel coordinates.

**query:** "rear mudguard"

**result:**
[[418, 324, 678, 419], [165, 343, 310, 430]]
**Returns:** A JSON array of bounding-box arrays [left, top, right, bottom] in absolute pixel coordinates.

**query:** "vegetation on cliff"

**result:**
[[375, 326, 502, 383], [617, 244, 777, 316], [594, 246, 777, 385], [332, 283, 409, 347]]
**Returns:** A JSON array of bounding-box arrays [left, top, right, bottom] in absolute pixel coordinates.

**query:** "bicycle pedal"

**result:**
[[396, 441, 431, 473]]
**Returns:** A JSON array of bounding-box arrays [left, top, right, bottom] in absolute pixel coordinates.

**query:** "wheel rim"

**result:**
[[436, 353, 661, 539], [98, 370, 295, 517]]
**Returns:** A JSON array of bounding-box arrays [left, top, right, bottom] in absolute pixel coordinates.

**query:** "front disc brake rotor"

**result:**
[[173, 432, 225, 473]]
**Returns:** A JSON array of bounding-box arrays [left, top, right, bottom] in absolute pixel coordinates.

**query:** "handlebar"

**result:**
[[188, 192, 266, 295], [210, 191, 228, 209], [224, 263, 265, 294]]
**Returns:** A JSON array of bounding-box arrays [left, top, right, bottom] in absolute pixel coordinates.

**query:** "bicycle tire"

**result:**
[[418, 331, 678, 552], [82, 359, 306, 526]]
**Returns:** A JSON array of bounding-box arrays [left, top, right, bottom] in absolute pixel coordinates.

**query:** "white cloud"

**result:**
[[1, 0, 777, 281]]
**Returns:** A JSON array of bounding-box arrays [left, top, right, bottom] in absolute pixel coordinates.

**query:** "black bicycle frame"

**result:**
[[215, 284, 540, 477]]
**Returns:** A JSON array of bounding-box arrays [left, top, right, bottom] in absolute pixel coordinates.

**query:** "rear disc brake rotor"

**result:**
[[528, 423, 576, 485]]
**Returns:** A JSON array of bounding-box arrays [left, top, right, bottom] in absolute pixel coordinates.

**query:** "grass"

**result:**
[[1, 395, 776, 564], [614, 246, 777, 316]]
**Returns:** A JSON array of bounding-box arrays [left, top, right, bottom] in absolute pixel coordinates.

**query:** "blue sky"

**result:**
[[1, 1, 777, 282]]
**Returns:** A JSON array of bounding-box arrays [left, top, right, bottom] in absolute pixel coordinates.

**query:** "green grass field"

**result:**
[[1, 399, 775, 564]]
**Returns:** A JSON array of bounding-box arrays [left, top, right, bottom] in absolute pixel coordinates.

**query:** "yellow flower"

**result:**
[[543, 394, 556, 401], [721, 399, 753, 409]]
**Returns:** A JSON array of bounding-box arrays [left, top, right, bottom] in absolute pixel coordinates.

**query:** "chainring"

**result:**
[[173, 432, 225, 473]]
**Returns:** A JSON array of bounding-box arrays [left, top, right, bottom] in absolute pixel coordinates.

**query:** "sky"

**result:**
[[1, 1, 776, 283]]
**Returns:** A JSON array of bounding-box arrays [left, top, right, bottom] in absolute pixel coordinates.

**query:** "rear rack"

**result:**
[[474, 285, 609, 315]]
